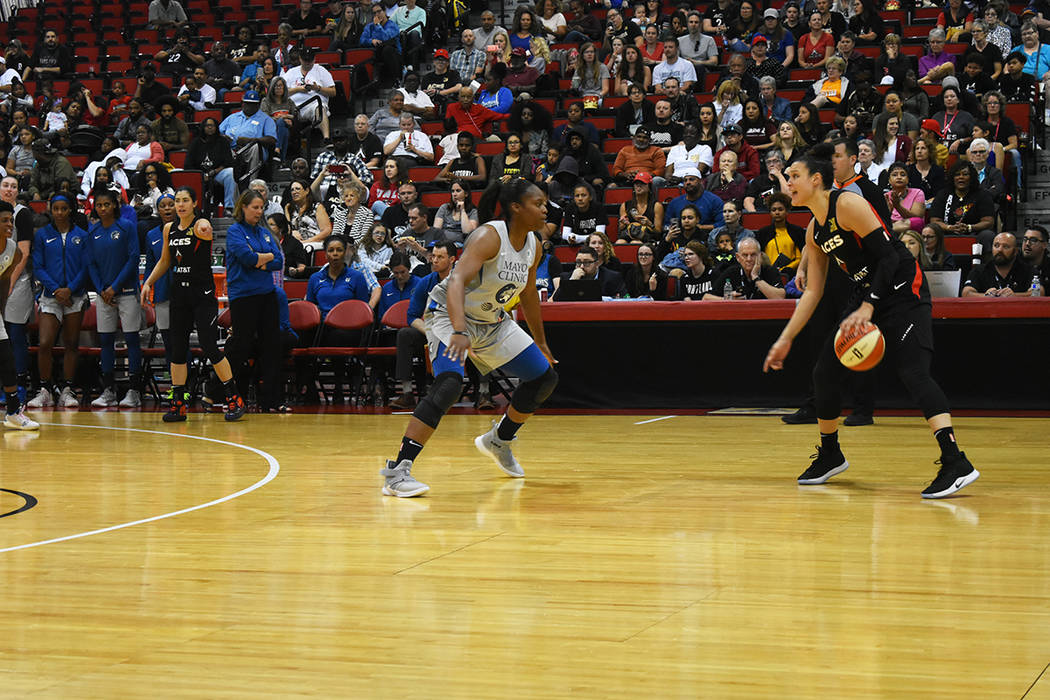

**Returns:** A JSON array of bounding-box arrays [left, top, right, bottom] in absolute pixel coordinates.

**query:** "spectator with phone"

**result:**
[[310, 128, 374, 201]]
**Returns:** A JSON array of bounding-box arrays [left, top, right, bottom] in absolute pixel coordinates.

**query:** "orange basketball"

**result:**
[[834, 322, 885, 372]]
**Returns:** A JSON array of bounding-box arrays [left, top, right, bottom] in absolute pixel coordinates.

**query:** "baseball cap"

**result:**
[[633, 172, 653, 184], [763, 8, 779, 19], [722, 123, 743, 134], [301, 47, 316, 61], [751, 35, 768, 46], [433, 48, 450, 60], [921, 118, 942, 133], [941, 75, 960, 89], [511, 47, 527, 57], [242, 90, 261, 102]]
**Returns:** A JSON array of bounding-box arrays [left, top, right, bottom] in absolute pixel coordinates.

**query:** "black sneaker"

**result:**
[[921, 452, 980, 499], [798, 446, 849, 484], [843, 412, 874, 426], [163, 397, 188, 422], [782, 406, 818, 425]]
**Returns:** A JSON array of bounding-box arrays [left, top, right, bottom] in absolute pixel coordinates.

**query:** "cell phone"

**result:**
[[486, 45, 498, 52], [328, 164, 347, 174]]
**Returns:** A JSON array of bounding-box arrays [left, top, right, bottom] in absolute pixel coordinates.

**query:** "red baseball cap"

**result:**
[[921, 118, 942, 133], [633, 172, 654, 184], [433, 48, 450, 60]]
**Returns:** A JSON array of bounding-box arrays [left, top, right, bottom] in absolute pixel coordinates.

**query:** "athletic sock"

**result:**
[[222, 378, 238, 400], [934, 427, 961, 459], [820, 431, 840, 454], [496, 414, 523, 441], [172, 384, 188, 402], [396, 436, 424, 464], [5, 390, 20, 415]]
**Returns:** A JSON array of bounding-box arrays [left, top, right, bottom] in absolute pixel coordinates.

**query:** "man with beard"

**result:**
[[310, 128, 373, 201], [134, 63, 172, 110], [663, 167, 724, 239], [151, 96, 191, 155], [114, 98, 152, 147], [962, 232, 1041, 296], [1021, 226, 1049, 291], [661, 77, 699, 125], [643, 100, 683, 154], [28, 29, 72, 81]]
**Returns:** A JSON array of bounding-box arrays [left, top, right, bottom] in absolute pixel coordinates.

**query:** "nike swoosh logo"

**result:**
[[954, 477, 967, 489], [894, 281, 908, 290], [203, 289, 213, 295], [46, 237, 57, 243]]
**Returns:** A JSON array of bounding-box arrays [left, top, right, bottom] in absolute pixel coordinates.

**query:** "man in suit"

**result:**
[[556, 246, 626, 299]]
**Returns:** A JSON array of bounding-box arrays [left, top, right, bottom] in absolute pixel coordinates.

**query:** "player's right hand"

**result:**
[[763, 338, 791, 373]]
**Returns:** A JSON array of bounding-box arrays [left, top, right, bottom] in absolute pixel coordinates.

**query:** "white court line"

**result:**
[[634, 416, 678, 425], [0, 423, 280, 554]]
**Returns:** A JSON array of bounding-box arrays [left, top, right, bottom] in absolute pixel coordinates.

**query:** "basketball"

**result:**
[[834, 322, 885, 371]]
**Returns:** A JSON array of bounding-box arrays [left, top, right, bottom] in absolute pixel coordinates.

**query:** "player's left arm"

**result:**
[[837, 191, 901, 333], [518, 240, 556, 365]]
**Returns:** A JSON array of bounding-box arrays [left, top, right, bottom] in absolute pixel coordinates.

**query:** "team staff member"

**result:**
[[0, 200, 38, 429], [87, 188, 144, 409], [26, 195, 88, 409], [1, 175, 34, 404], [144, 193, 177, 366], [305, 235, 377, 319], [764, 143, 980, 499], [224, 190, 285, 412], [140, 186, 246, 422]]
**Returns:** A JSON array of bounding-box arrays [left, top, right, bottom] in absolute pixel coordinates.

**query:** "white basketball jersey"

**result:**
[[0, 237, 15, 278], [429, 220, 536, 324]]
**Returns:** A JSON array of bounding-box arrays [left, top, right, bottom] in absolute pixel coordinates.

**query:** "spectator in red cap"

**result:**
[[422, 49, 463, 110], [919, 118, 950, 165], [503, 47, 540, 97], [746, 35, 786, 87]]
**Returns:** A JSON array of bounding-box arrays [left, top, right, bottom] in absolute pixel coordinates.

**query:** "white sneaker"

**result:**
[[27, 387, 54, 408], [380, 459, 430, 497], [118, 389, 142, 408], [474, 421, 525, 477], [4, 410, 40, 431], [91, 387, 118, 408], [58, 386, 79, 408]]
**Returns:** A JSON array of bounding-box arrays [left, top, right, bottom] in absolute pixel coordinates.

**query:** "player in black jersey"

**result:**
[[763, 143, 979, 499], [141, 186, 246, 422]]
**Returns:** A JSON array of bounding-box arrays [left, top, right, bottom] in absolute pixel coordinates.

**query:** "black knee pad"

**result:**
[[413, 371, 463, 429], [0, 340, 15, 387], [511, 366, 559, 415]]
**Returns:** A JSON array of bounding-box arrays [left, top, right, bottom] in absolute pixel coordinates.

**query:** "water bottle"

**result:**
[[723, 279, 733, 300], [971, 242, 983, 268], [1031, 274, 1042, 297]]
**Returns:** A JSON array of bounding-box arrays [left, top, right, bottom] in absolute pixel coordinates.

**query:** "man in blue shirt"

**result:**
[[219, 90, 277, 185], [377, 252, 421, 318], [389, 242, 452, 409], [663, 166, 725, 239]]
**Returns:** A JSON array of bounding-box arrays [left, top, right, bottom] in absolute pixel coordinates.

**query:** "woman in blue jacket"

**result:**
[[86, 188, 143, 409], [26, 195, 89, 409], [224, 190, 285, 412], [359, 3, 403, 88]]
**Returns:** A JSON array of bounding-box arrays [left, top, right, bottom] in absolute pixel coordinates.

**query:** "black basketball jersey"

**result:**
[[168, 217, 214, 291], [812, 190, 929, 304]]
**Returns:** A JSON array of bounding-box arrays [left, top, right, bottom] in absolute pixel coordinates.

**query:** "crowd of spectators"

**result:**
[[2, 0, 1050, 411]]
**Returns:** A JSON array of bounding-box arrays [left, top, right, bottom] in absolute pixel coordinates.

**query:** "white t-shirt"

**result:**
[[281, 64, 336, 108], [177, 82, 216, 112], [0, 68, 22, 90], [398, 87, 435, 113], [652, 57, 698, 87], [383, 129, 434, 159], [540, 12, 566, 40], [667, 142, 714, 174]]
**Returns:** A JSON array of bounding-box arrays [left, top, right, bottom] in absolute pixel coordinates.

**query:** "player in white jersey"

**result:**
[[382, 179, 559, 497], [0, 200, 39, 430]]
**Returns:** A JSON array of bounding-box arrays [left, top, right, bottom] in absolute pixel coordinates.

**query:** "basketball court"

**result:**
[[2, 410, 1049, 698]]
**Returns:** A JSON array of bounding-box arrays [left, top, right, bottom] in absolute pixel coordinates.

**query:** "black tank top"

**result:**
[[812, 189, 923, 301], [168, 217, 214, 291]]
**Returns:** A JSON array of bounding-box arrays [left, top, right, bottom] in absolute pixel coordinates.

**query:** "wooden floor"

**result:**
[[2, 411, 1049, 699]]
